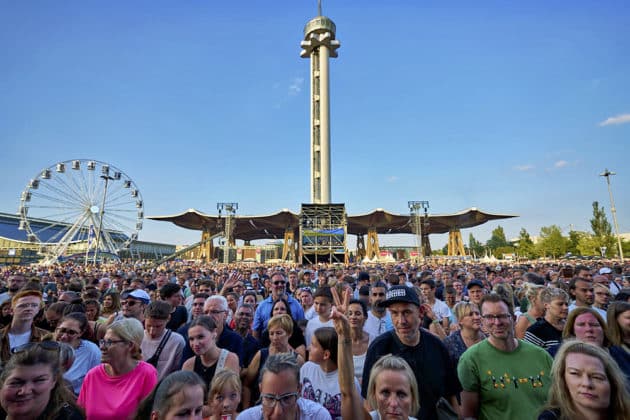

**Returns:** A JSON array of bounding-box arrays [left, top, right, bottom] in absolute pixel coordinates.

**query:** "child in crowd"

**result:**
[[304, 286, 334, 347]]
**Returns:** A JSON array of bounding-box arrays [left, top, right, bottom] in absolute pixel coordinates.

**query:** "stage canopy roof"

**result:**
[[148, 207, 517, 241]]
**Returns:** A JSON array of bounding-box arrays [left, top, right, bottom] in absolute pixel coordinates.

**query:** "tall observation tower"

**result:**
[[300, 2, 340, 204]]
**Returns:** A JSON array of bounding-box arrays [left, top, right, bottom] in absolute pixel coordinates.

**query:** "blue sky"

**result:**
[[1, 1, 628, 250]]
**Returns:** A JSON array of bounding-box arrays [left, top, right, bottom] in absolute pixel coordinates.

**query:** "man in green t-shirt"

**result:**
[[458, 294, 553, 420]]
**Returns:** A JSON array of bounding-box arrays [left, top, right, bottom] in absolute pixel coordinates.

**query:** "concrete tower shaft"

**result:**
[[300, 14, 340, 204]]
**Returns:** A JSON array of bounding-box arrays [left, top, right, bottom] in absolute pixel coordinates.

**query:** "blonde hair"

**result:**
[[540, 287, 569, 304], [522, 283, 544, 304], [208, 369, 241, 401], [367, 355, 420, 416], [453, 301, 480, 323], [543, 340, 630, 420], [107, 318, 144, 360], [267, 314, 293, 335]]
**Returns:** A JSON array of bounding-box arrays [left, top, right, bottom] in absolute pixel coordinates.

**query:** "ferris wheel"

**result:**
[[18, 159, 143, 263]]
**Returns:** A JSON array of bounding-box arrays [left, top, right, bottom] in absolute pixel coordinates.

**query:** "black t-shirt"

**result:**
[[524, 319, 562, 350], [361, 329, 461, 420], [166, 305, 188, 331]]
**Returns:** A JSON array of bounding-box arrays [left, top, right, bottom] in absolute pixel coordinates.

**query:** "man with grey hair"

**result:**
[[205, 294, 244, 366], [238, 353, 331, 420]]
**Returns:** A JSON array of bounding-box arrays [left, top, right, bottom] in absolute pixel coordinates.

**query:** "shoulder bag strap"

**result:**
[[151, 329, 172, 361]]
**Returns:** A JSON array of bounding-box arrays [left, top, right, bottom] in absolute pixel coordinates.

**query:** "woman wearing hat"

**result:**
[[78, 318, 158, 420]]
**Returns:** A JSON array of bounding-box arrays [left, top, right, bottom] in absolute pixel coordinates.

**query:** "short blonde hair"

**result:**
[[453, 301, 480, 323], [267, 314, 293, 335], [367, 355, 420, 415], [108, 318, 144, 360]]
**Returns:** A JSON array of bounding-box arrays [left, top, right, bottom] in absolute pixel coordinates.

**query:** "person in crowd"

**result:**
[[53, 312, 100, 395], [0, 290, 47, 362], [514, 283, 545, 339], [208, 369, 241, 420], [99, 290, 120, 320], [443, 301, 485, 367], [242, 291, 258, 309], [305, 287, 335, 347], [419, 279, 451, 329], [442, 286, 458, 326], [78, 318, 158, 420], [141, 301, 186, 381], [243, 314, 305, 408], [238, 352, 331, 420], [524, 288, 569, 350], [259, 298, 306, 360], [607, 301, 630, 349], [345, 298, 373, 384], [252, 272, 304, 339], [361, 285, 460, 419], [0, 274, 27, 306], [134, 370, 206, 420], [177, 292, 209, 363], [300, 326, 361, 420], [160, 283, 188, 331], [568, 277, 594, 312], [182, 316, 240, 391], [539, 340, 630, 420], [203, 295, 244, 365], [458, 293, 553, 420], [363, 282, 393, 337], [83, 299, 100, 323], [299, 287, 316, 320], [233, 303, 261, 369], [465, 279, 485, 306], [0, 342, 84, 419], [120, 289, 151, 323], [0, 300, 12, 327], [42, 302, 67, 332], [592, 283, 611, 319]]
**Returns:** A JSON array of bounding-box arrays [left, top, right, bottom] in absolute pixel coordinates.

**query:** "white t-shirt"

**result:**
[[8, 330, 31, 351], [304, 317, 334, 347], [431, 299, 452, 322], [300, 361, 361, 420], [237, 397, 332, 420], [304, 306, 317, 321]]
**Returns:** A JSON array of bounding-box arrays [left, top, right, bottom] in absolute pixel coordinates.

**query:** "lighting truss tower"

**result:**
[[217, 202, 238, 264], [599, 169, 624, 262], [300, 2, 340, 204], [408, 201, 429, 261]]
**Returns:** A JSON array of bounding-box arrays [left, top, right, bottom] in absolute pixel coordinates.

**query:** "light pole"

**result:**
[[408, 201, 429, 263], [217, 202, 238, 264], [93, 174, 114, 264], [599, 169, 624, 262]]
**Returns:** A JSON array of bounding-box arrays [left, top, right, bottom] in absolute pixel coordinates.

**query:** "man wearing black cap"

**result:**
[[361, 285, 460, 420]]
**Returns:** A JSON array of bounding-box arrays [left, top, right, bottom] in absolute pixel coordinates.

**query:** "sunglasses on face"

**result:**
[[122, 300, 140, 306]]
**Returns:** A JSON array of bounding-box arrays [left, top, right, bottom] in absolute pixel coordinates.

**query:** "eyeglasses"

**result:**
[[273, 281, 286, 286], [482, 314, 511, 322], [12, 341, 60, 354], [99, 339, 127, 348], [260, 392, 299, 408], [121, 300, 138, 306], [56, 327, 80, 336], [207, 310, 226, 315]]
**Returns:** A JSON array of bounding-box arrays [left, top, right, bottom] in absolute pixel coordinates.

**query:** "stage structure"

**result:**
[[300, 203, 347, 264]]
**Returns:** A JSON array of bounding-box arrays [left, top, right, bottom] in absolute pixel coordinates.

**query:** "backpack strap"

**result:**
[[151, 330, 172, 362], [217, 348, 229, 371]]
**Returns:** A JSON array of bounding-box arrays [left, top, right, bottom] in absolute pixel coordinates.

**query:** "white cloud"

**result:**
[[288, 77, 304, 96], [513, 164, 534, 171], [554, 160, 568, 168], [599, 113, 630, 126], [386, 176, 399, 183]]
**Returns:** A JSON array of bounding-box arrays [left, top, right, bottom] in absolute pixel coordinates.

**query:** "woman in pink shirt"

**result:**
[[78, 318, 157, 420]]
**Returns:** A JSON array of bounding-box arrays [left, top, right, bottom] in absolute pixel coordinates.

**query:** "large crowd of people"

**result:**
[[0, 258, 629, 419]]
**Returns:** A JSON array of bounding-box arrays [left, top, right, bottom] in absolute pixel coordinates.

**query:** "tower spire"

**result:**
[[318, 0, 322, 16]]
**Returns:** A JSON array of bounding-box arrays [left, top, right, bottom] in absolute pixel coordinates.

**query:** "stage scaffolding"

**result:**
[[299, 203, 347, 264]]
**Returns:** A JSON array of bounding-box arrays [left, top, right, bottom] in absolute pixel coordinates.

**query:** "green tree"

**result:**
[[567, 230, 585, 256], [494, 246, 516, 259], [468, 233, 484, 257], [536, 225, 569, 258], [516, 228, 536, 258], [486, 226, 509, 250], [590, 201, 616, 256], [576, 233, 599, 256]]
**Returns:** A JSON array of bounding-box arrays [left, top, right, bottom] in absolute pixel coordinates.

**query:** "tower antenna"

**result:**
[[318, 0, 322, 16]]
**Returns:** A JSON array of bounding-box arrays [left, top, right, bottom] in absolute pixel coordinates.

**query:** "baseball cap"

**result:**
[[467, 280, 484, 289], [121, 289, 150, 304], [379, 285, 420, 308], [250, 273, 259, 280], [599, 267, 612, 275]]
